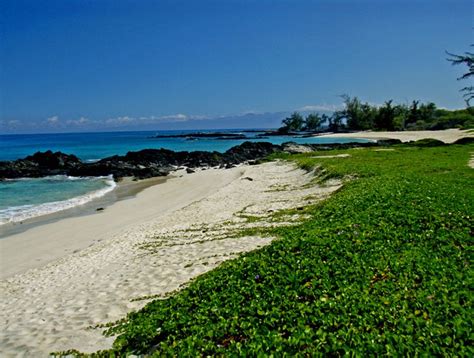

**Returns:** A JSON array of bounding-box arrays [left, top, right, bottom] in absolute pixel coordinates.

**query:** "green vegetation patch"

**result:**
[[79, 144, 473, 356], [279, 98, 474, 133]]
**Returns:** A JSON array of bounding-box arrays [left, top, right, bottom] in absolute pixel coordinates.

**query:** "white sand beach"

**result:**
[[318, 128, 473, 143], [0, 161, 342, 356], [2, 129, 470, 356]]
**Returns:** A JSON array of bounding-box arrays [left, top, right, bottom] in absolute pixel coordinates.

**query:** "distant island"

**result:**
[[149, 132, 266, 140]]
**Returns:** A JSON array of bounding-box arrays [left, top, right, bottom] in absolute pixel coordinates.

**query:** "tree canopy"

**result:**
[[447, 47, 474, 105], [281, 112, 305, 132], [280, 112, 327, 133], [279, 97, 473, 133], [304, 113, 323, 131]]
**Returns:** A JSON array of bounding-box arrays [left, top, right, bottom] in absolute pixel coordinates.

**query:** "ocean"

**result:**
[[0, 130, 369, 227]]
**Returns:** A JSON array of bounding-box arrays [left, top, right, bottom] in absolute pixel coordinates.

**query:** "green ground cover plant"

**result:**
[[74, 143, 473, 356]]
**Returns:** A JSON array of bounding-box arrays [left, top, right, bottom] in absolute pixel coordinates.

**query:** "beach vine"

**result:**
[[54, 140, 473, 356]]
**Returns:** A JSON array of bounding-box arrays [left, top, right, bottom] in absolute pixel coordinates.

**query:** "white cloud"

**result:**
[[103, 113, 211, 126], [0, 119, 20, 130], [188, 115, 210, 121], [241, 110, 263, 115], [105, 116, 135, 125], [66, 117, 90, 126], [155, 113, 211, 122], [366, 101, 384, 108], [297, 104, 343, 112], [158, 113, 188, 121], [4, 109, 305, 133], [46, 115, 59, 124], [8, 120, 20, 126]]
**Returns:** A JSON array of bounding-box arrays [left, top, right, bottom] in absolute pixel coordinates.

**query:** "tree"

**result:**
[[418, 102, 437, 122], [406, 100, 421, 127], [338, 95, 362, 130], [304, 113, 322, 131], [336, 95, 376, 130], [358, 102, 377, 130], [447, 48, 474, 105], [392, 103, 409, 130], [327, 113, 344, 132], [281, 112, 304, 132], [405, 101, 438, 129], [374, 100, 396, 131]]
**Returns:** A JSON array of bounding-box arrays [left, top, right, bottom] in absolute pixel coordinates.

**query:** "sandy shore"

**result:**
[[318, 128, 473, 143], [0, 161, 341, 356], [0, 176, 169, 239]]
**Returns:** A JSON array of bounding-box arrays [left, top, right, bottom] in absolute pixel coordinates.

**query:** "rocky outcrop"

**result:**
[[151, 132, 247, 139], [281, 143, 315, 154], [222, 141, 278, 164], [0, 150, 82, 178], [2, 138, 437, 180], [0, 142, 283, 180], [454, 137, 474, 145]]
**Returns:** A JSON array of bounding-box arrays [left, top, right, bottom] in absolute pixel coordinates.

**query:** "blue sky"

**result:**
[[1, 0, 472, 133]]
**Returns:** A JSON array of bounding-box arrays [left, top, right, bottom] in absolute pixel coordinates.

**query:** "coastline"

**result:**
[[1, 129, 470, 273], [0, 168, 235, 279], [317, 128, 473, 143], [0, 161, 342, 355], [0, 175, 169, 238], [1, 130, 472, 355]]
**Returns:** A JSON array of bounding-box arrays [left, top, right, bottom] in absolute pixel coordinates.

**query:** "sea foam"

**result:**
[[0, 175, 116, 225]]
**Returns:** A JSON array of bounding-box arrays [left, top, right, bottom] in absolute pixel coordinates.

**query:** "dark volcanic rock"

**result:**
[[256, 128, 297, 137], [151, 132, 266, 141], [69, 160, 171, 179], [377, 139, 403, 146], [215, 135, 247, 140], [453, 137, 474, 145], [0, 142, 283, 180], [25, 150, 81, 169], [281, 141, 379, 153], [151, 132, 247, 139], [409, 138, 446, 147], [223, 141, 280, 164], [4, 139, 418, 181], [0, 150, 82, 178]]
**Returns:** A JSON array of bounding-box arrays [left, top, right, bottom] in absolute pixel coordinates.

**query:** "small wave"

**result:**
[[0, 176, 116, 225], [4, 175, 111, 182]]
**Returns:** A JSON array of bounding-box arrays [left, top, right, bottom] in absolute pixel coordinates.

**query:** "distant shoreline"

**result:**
[[317, 128, 473, 143]]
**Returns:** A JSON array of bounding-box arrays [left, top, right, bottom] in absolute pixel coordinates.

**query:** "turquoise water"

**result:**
[[0, 130, 370, 226], [0, 130, 370, 161], [0, 176, 115, 225]]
